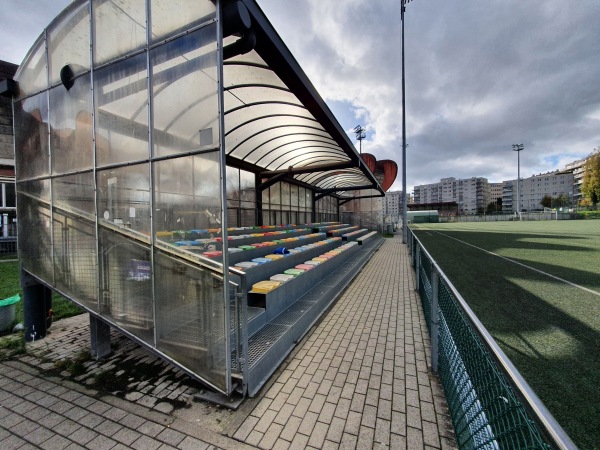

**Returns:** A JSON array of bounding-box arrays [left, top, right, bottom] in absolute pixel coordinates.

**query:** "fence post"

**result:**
[[415, 244, 420, 288], [431, 267, 440, 373]]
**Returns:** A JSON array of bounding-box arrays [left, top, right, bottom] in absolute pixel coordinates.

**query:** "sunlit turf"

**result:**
[[411, 220, 600, 449]]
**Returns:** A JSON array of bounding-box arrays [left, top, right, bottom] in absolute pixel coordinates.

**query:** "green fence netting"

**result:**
[[412, 231, 553, 450]]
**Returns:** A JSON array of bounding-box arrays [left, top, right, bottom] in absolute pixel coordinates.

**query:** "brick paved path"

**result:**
[[0, 360, 240, 450], [232, 236, 456, 449], [0, 235, 456, 449]]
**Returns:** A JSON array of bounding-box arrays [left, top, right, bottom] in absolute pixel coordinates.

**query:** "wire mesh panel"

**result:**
[[16, 181, 53, 284], [418, 247, 432, 328], [437, 280, 549, 449], [52, 214, 97, 310], [98, 228, 154, 344], [154, 252, 226, 390], [410, 229, 556, 450]]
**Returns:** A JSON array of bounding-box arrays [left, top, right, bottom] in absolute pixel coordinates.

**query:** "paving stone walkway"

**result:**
[[0, 235, 456, 449], [232, 236, 456, 449]]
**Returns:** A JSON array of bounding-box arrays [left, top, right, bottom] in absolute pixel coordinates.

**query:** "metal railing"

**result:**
[[407, 229, 576, 450]]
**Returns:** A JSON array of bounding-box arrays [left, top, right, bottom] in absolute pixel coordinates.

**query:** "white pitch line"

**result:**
[[428, 229, 600, 298]]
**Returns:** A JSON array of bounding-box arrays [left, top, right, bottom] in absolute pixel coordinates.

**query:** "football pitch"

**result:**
[[411, 220, 600, 449]]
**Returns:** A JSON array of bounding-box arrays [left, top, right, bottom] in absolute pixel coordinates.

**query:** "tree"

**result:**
[[581, 148, 600, 205], [541, 195, 552, 208]]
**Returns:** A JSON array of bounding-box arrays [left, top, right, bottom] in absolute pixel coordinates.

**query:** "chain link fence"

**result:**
[[407, 229, 575, 450]]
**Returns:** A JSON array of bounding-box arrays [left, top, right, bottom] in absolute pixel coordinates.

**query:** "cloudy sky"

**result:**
[[1, 0, 599, 192]]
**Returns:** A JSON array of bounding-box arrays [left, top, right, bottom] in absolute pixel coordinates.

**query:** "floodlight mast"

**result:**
[[354, 125, 366, 154], [512, 143, 524, 219], [401, 0, 411, 243]]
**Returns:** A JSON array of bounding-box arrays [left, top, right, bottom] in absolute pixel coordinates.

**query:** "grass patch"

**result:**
[[54, 349, 91, 377], [411, 221, 600, 449], [0, 332, 26, 360], [0, 260, 83, 335]]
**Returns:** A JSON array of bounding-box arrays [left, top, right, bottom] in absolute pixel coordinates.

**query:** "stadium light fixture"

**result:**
[[354, 125, 366, 154]]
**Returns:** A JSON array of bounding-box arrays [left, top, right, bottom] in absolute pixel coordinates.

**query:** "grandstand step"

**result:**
[[247, 242, 361, 321], [245, 233, 384, 396], [342, 228, 369, 241], [234, 237, 346, 287], [357, 231, 378, 244]]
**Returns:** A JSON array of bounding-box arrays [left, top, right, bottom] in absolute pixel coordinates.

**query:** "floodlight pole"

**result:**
[[354, 125, 366, 154], [401, 0, 408, 243], [512, 144, 524, 219]]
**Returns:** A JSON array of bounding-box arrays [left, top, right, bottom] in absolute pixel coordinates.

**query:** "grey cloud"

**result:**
[[262, 0, 600, 188]]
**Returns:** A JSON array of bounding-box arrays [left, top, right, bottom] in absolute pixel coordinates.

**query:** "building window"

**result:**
[[1, 182, 16, 209]]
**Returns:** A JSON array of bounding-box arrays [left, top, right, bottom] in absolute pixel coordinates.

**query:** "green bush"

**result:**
[[578, 210, 600, 219]]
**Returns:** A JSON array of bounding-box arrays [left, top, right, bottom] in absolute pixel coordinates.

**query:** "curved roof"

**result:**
[[224, 0, 384, 198], [13, 0, 385, 199]]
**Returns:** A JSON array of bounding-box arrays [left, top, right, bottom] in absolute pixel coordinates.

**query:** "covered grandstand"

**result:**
[[8, 0, 392, 397]]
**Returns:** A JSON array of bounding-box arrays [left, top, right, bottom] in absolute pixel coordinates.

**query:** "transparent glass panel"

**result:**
[[226, 86, 301, 110], [240, 209, 255, 227], [259, 147, 345, 170], [99, 228, 153, 343], [151, 25, 219, 157], [227, 208, 238, 227], [224, 47, 268, 67], [17, 179, 53, 283], [53, 171, 95, 216], [281, 182, 290, 206], [97, 163, 151, 234], [270, 184, 280, 206], [299, 187, 305, 208], [227, 125, 330, 158], [151, 0, 215, 43], [154, 252, 226, 390], [271, 152, 346, 171], [225, 103, 315, 134], [53, 209, 97, 310], [14, 93, 49, 180], [225, 115, 322, 150], [94, 53, 149, 167], [49, 79, 93, 175], [240, 169, 255, 208], [15, 36, 47, 99], [243, 136, 340, 166], [261, 187, 269, 207], [153, 153, 221, 242], [48, 2, 91, 84], [226, 166, 239, 202], [224, 64, 287, 90], [290, 184, 299, 208], [93, 0, 147, 66], [306, 190, 312, 212]]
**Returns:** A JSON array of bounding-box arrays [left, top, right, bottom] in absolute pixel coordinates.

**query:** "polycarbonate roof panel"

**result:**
[[222, 1, 384, 198]]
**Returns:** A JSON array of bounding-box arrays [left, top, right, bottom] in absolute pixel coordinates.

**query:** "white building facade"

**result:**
[[413, 177, 489, 214], [383, 190, 411, 223], [501, 170, 574, 212]]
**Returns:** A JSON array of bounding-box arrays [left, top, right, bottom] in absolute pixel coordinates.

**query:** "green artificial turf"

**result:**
[[411, 220, 600, 449]]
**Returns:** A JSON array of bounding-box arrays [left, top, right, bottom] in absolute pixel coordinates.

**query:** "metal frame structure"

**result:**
[[10, 0, 385, 397]]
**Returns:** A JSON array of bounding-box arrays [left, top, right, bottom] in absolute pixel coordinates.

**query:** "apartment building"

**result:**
[[501, 170, 574, 212], [383, 190, 411, 222], [564, 157, 587, 203], [413, 177, 489, 214], [0, 60, 18, 237]]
